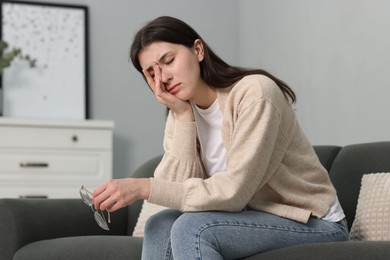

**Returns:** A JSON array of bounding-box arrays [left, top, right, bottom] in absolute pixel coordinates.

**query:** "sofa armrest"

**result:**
[[0, 198, 129, 260]]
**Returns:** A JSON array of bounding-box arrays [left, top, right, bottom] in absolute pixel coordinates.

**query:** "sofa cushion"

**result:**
[[349, 172, 390, 240], [13, 236, 143, 260], [328, 142, 390, 229], [243, 241, 390, 260]]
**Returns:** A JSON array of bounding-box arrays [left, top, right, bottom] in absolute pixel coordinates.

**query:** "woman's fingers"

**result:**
[[152, 63, 165, 97], [92, 178, 140, 212], [142, 68, 156, 92], [92, 180, 111, 210], [143, 63, 191, 117], [143, 63, 165, 97]]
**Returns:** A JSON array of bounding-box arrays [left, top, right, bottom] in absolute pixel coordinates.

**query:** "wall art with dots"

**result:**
[[0, 1, 88, 119]]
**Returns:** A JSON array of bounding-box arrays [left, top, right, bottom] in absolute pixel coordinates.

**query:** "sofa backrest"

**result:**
[[328, 142, 390, 229], [313, 145, 342, 172]]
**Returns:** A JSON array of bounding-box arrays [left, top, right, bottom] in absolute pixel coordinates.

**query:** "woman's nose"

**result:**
[[161, 69, 172, 83]]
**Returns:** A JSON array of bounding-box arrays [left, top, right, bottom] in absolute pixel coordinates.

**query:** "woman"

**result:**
[[93, 16, 348, 259]]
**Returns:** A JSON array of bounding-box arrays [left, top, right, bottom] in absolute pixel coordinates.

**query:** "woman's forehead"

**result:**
[[139, 41, 189, 69]]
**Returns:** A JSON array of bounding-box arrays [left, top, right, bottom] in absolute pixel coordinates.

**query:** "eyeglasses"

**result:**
[[79, 185, 111, 231]]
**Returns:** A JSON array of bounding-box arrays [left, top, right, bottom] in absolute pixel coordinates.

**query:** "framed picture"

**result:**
[[0, 0, 89, 119]]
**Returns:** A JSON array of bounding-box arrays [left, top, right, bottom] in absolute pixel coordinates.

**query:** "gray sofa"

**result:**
[[2, 141, 390, 260]]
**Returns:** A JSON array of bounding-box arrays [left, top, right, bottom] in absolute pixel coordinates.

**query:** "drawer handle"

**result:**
[[72, 135, 79, 142], [20, 162, 49, 168], [19, 195, 48, 199]]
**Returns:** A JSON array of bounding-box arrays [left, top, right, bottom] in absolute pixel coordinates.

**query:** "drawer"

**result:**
[[0, 186, 99, 199], [0, 126, 112, 149], [0, 149, 111, 183], [0, 186, 84, 198]]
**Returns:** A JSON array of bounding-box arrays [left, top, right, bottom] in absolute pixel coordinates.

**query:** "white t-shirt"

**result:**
[[191, 100, 226, 176], [322, 196, 345, 222], [191, 99, 345, 222]]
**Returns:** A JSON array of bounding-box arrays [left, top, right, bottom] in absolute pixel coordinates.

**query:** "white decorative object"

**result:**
[[0, 117, 113, 198]]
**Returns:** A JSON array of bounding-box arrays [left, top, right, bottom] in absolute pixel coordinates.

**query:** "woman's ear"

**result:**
[[193, 39, 204, 62]]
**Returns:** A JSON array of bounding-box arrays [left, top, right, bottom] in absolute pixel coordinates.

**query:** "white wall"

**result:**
[[16, 0, 238, 178], [8, 0, 390, 179], [238, 0, 390, 146]]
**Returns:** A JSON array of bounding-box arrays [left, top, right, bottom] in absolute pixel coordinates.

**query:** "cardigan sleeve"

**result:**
[[148, 86, 289, 212], [152, 110, 206, 182]]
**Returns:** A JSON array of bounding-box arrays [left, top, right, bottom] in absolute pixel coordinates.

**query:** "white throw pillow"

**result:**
[[349, 172, 390, 241]]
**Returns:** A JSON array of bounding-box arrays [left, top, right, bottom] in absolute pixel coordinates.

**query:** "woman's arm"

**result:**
[[92, 111, 206, 212], [154, 111, 206, 181], [149, 92, 287, 212]]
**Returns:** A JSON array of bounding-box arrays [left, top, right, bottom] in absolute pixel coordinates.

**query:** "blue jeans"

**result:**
[[141, 209, 349, 260]]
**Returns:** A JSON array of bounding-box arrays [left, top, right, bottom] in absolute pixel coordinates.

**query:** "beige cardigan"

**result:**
[[147, 74, 336, 224]]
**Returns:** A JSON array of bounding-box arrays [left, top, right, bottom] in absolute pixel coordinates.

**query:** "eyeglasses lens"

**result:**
[[80, 186, 92, 206], [79, 185, 110, 231], [94, 212, 110, 230]]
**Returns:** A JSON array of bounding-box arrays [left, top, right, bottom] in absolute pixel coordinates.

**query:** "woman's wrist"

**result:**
[[174, 104, 194, 122], [139, 178, 151, 200], [175, 112, 194, 122]]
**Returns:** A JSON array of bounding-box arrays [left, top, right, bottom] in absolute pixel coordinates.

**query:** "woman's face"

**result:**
[[138, 40, 205, 101]]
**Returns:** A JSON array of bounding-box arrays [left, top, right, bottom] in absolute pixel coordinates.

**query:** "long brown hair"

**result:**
[[130, 16, 296, 103]]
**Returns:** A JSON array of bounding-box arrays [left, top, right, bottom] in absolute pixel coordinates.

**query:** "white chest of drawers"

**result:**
[[0, 117, 114, 198]]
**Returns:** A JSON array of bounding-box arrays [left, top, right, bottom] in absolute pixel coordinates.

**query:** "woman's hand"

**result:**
[[143, 63, 194, 122], [92, 178, 150, 212]]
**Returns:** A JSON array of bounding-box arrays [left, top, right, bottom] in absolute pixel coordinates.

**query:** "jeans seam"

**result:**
[[164, 240, 172, 260]]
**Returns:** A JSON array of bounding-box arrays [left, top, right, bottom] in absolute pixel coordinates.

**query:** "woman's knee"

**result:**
[[144, 209, 182, 236], [170, 212, 214, 243], [170, 213, 225, 259]]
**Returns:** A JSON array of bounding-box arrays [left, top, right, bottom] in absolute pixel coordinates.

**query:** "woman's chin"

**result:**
[[175, 93, 190, 101]]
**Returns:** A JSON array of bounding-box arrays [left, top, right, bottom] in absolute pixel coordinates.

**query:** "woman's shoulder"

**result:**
[[238, 74, 274, 84], [237, 74, 279, 93], [218, 74, 284, 102]]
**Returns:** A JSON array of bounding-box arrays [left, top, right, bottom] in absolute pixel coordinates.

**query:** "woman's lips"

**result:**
[[168, 83, 181, 94]]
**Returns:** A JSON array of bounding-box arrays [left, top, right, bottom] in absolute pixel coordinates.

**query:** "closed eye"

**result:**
[[166, 57, 175, 65]]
